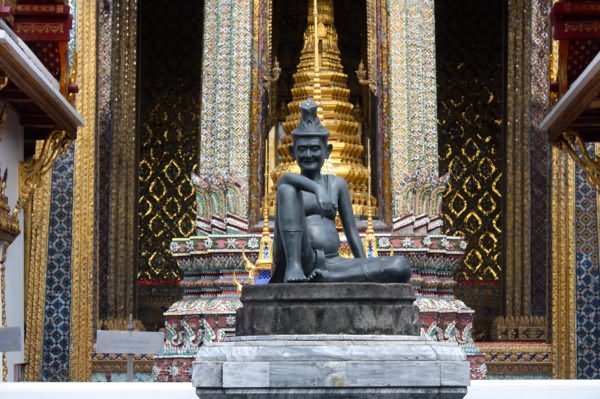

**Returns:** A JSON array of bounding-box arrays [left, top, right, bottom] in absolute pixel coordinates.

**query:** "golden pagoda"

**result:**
[[269, 0, 375, 217]]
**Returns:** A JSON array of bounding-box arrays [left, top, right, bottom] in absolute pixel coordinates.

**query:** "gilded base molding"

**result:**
[[479, 342, 552, 378], [92, 353, 154, 374], [492, 316, 547, 341]]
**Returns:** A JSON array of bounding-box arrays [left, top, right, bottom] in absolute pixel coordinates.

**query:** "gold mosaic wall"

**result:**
[[435, 0, 505, 281], [137, 0, 202, 280]]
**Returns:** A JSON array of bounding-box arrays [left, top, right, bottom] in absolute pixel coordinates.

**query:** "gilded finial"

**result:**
[[254, 137, 274, 275], [363, 138, 378, 257]]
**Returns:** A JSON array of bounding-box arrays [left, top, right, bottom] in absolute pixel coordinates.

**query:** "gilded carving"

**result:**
[[69, 0, 97, 381], [108, 0, 137, 319], [551, 148, 576, 378], [559, 131, 600, 191], [23, 151, 52, 381], [17, 130, 70, 212]]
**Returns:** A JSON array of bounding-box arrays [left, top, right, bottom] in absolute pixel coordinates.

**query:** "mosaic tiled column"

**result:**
[[40, 147, 74, 382], [574, 145, 600, 379], [199, 0, 253, 218], [386, 0, 440, 218]]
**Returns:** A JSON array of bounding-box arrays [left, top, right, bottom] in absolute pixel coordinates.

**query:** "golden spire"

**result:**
[[312, 0, 322, 115], [269, 0, 376, 217], [255, 139, 274, 271], [363, 139, 378, 257]]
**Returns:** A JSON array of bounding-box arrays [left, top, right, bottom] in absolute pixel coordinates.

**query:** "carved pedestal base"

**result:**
[[193, 335, 469, 399]]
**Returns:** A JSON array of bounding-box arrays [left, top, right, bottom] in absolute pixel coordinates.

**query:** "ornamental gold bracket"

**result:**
[[560, 130, 600, 190], [16, 129, 71, 212]]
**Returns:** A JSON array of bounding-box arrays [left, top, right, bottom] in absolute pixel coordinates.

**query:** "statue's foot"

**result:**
[[307, 268, 333, 282], [284, 264, 308, 282]]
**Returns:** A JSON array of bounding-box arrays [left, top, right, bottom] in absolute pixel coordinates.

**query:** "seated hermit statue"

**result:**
[[270, 98, 411, 283]]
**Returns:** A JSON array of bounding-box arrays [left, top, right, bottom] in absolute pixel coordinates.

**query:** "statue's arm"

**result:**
[[278, 173, 319, 193], [278, 173, 333, 213], [337, 178, 365, 258]]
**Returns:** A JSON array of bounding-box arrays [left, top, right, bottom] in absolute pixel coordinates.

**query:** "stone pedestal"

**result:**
[[193, 335, 469, 399], [236, 283, 420, 336], [192, 283, 470, 398]]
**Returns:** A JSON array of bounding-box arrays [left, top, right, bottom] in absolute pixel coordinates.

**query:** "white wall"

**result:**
[[0, 103, 25, 381]]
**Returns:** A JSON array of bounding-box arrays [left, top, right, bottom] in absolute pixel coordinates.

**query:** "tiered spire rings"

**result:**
[[269, 0, 376, 217]]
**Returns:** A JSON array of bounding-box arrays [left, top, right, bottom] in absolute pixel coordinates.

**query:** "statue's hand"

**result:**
[[316, 184, 334, 217]]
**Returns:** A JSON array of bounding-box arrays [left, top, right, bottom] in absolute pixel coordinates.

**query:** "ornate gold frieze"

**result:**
[[69, 0, 96, 381], [479, 342, 552, 377], [492, 316, 547, 341], [92, 354, 154, 374], [551, 148, 576, 379]]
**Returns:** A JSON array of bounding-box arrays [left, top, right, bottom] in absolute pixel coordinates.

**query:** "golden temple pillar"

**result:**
[[496, 0, 553, 342], [69, 0, 97, 381], [551, 148, 576, 378]]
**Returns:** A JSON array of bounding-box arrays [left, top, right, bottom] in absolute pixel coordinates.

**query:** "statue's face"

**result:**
[[291, 136, 331, 173]]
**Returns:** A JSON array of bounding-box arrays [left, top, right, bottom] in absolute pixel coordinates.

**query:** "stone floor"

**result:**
[[1, 380, 600, 399]]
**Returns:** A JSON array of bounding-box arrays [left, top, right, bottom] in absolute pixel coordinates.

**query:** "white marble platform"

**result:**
[[1, 380, 600, 399], [192, 335, 470, 398]]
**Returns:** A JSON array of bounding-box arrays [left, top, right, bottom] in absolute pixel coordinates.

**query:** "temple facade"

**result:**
[[0, 0, 598, 383]]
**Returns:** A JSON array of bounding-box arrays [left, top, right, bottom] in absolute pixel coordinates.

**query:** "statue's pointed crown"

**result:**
[[291, 98, 328, 137]]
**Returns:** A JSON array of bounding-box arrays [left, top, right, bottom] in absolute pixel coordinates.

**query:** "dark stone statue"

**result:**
[[270, 98, 411, 284]]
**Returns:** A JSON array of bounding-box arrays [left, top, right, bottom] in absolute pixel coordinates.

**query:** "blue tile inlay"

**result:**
[[575, 145, 600, 379], [41, 145, 74, 381]]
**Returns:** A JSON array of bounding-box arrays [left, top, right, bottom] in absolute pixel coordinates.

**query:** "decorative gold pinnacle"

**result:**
[[269, 0, 376, 217], [255, 139, 274, 272], [362, 138, 378, 257]]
